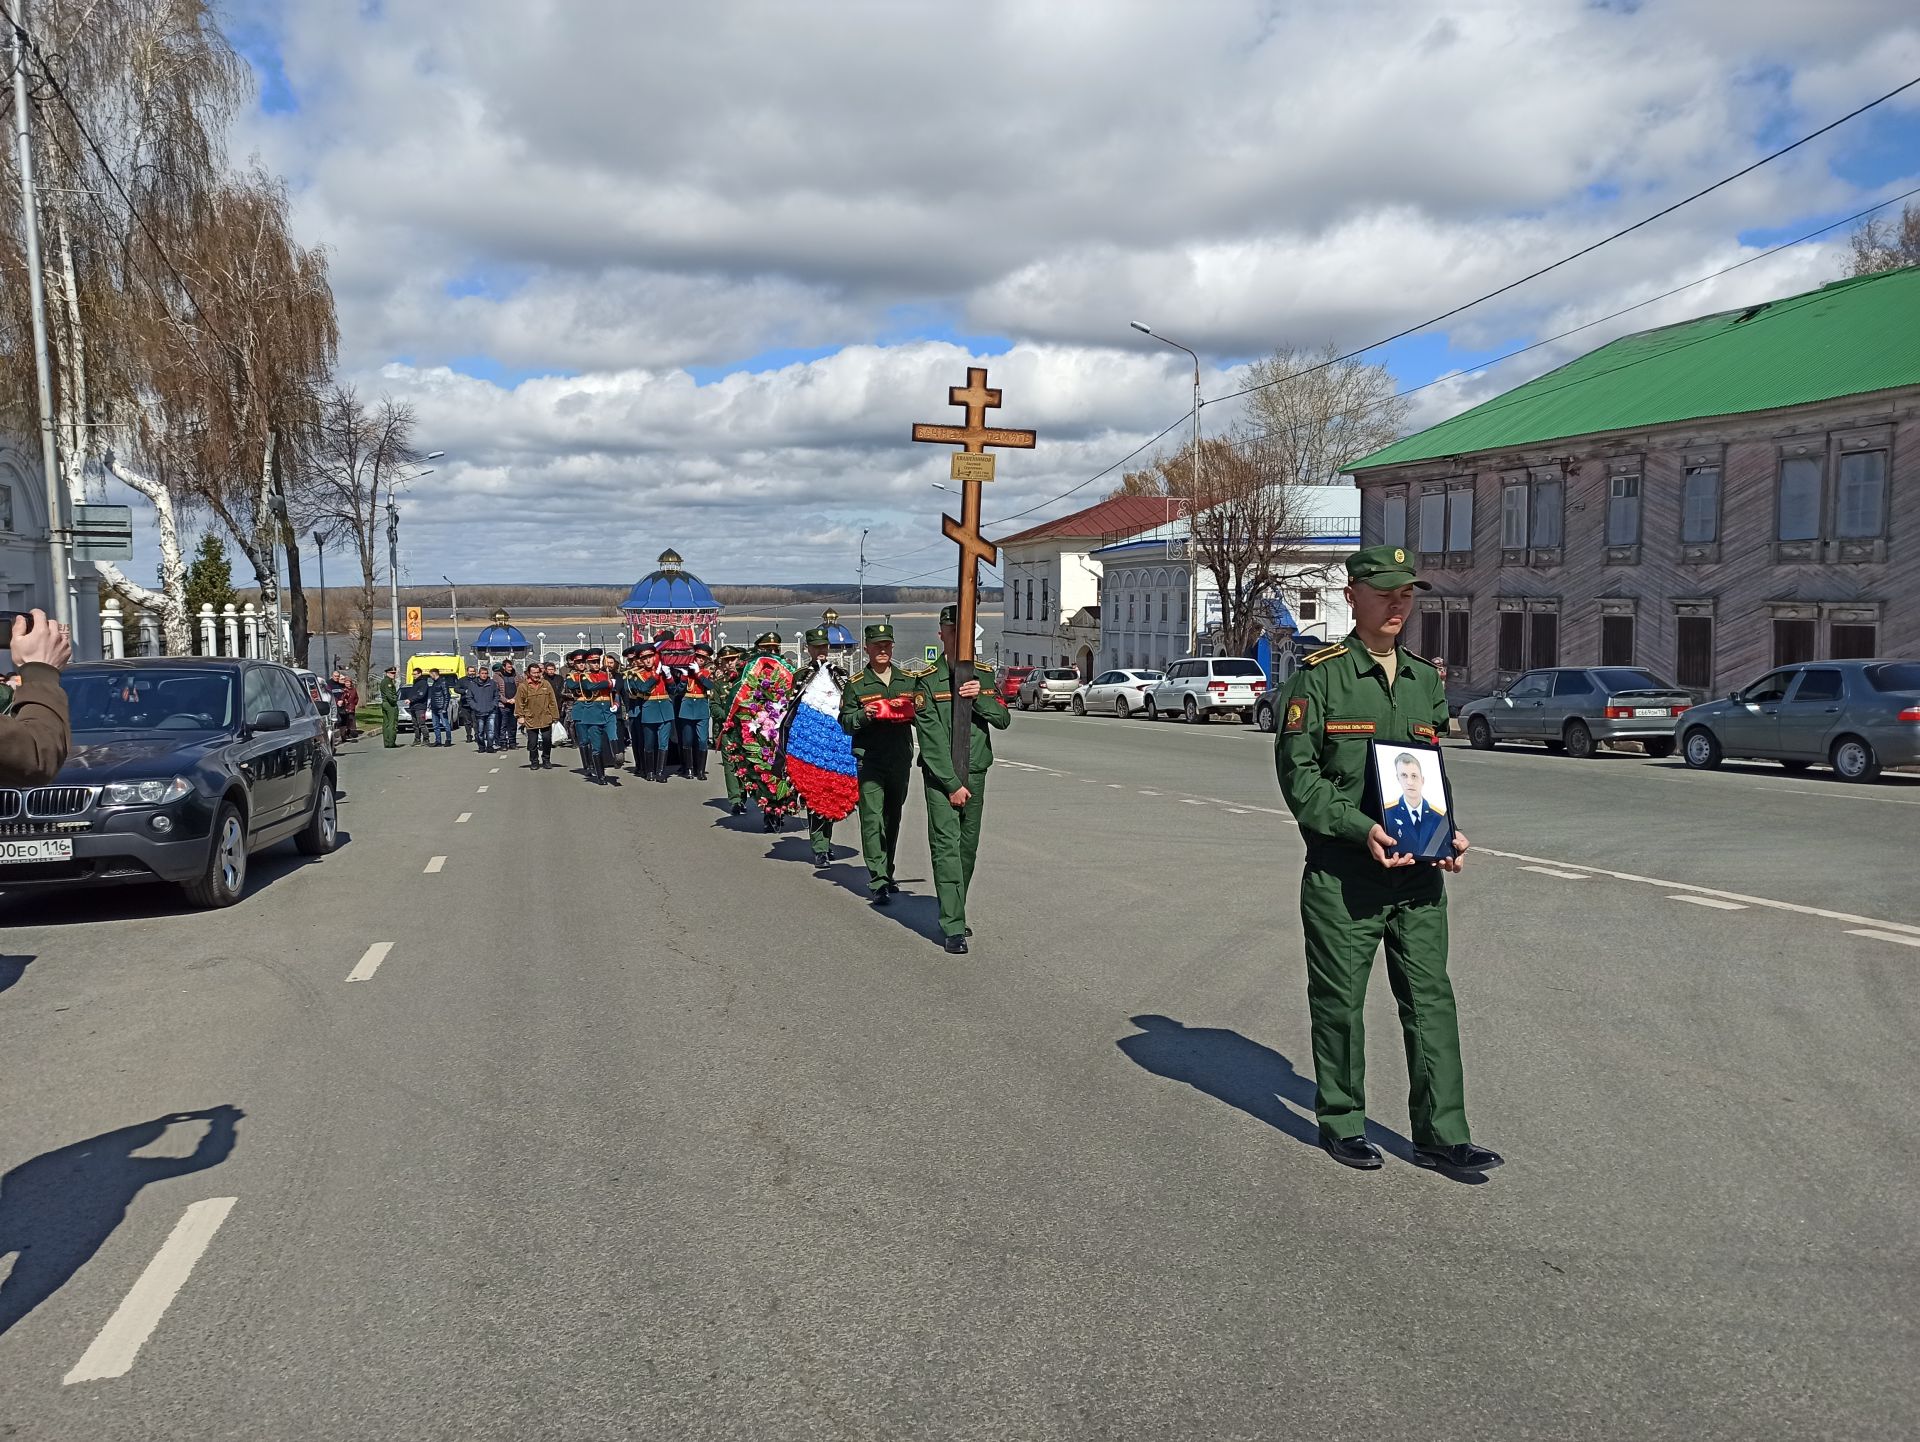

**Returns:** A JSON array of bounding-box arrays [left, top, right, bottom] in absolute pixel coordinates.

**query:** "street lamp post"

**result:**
[[444, 574, 461, 653], [314, 531, 329, 670], [858, 527, 869, 636], [1131, 320, 1201, 491], [384, 453, 443, 676]]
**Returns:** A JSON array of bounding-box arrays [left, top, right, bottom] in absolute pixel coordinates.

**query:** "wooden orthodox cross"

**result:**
[[911, 366, 1036, 780]]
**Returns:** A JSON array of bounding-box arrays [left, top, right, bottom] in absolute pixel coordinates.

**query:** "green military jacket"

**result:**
[[1275, 633, 1448, 857], [840, 664, 918, 764], [911, 655, 1010, 792], [379, 677, 399, 708], [709, 674, 740, 724]]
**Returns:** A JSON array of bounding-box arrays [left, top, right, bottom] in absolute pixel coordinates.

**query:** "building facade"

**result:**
[[1347, 268, 1920, 701], [998, 496, 1182, 672], [1091, 484, 1361, 672]]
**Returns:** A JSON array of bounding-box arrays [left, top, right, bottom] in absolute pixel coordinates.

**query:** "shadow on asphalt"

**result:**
[[0, 1105, 243, 1337], [763, 835, 944, 942], [0, 955, 31, 994], [0, 833, 348, 926], [1117, 1015, 1478, 1181]]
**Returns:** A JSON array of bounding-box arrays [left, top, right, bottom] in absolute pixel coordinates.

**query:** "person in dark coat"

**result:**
[[466, 669, 501, 752], [495, 662, 519, 749]]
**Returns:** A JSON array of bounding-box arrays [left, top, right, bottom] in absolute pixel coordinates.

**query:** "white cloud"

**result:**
[[183, 0, 1920, 581]]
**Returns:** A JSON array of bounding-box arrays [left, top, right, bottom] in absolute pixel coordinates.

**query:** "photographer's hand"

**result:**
[[11, 610, 71, 670]]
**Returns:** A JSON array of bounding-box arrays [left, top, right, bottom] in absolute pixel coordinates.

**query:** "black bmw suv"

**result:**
[[0, 658, 339, 908]]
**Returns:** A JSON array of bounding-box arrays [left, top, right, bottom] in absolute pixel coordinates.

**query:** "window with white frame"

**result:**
[[1834, 449, 1887, 538], [1502, 473, 1563, 552], [1297, 590, 1319, 623], [1607, 473, 1641, 545]]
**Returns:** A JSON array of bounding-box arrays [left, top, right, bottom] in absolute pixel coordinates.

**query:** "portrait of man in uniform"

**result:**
[[1375, 746, 1452, 860]]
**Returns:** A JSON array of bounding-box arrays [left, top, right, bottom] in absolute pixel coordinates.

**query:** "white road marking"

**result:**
[[456, 812, 472, 824], [1670, 895, 1747, 910], [1847, 929, 1920, 948], [1477, 847, 1920, 938], [1759, 785, 1920, 807], [346, 942, 393, 982], [64, 1197, 237, 1384], [424, 856, 447, 874], [1179, 798, 1207, 806], [1521, 865, 1591, 880], [999, 760, 1051, 772], [476, 786, 489, 793], [1107, 783, 1123, 789], [1139, 789, 1160, 796], [1227, 809, 1250, 816], [489, 767, 500, 774]]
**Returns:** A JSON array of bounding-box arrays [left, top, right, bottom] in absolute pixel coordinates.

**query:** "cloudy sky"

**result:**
[[176, 0, 1920, 590]]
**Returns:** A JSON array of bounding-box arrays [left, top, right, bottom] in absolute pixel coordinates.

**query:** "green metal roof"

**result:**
[[1347, 265, 1920, 472]]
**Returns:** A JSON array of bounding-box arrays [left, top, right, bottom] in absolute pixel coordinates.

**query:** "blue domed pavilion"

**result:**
[[621, 549, 720, 648], [472, 609, 530, 661]]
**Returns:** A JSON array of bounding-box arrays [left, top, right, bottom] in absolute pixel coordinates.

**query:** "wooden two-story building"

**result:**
[[1344, 265, 1920, 699]]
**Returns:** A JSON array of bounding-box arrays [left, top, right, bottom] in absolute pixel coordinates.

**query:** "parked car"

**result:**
[[1016, 667, 1080, 711], [1675, 659, 1920, 781], [1071, 668, 1163, 718], [1461, 666, 1693, 758], [0, 658, 339, 909], [296, 668, 340, 745], [997, 666, 1033, 703], [1146, 657, 1268, 723]]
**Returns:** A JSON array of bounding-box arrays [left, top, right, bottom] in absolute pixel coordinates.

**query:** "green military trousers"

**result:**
[[922, 768, 987, 938], [721, 751, 743, 804], [856, 758, 909, 893], [381, 703, 398, 748], [808, 810, 836, 860], [1299, 863, 1469, 1148]]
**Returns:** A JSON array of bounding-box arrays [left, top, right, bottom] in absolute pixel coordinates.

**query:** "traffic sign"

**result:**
[[925, 645, 938, 664], [70, 502, 133, 560]]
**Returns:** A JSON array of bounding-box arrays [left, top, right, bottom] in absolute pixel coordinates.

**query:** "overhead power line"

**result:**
[[1204, 70, 1920, 409]]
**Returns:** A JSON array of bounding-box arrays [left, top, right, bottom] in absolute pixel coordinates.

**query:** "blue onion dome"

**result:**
[[820, 609, 856, 647], [621, 548, 718, 612], [472, 608, 529, 650]]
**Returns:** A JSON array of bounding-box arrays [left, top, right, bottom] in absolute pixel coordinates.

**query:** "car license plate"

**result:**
[[1632, 707, 1668, 717], [0, 838, 73, 863]]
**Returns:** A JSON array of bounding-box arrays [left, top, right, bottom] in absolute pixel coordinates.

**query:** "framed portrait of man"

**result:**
[[1366, 742, 1455, 861]]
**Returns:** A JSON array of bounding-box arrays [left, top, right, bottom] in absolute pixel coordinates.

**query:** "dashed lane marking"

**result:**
[[1759, 785, 1920, 807], [456, 812, 472, 823], [1522, 865, 1591, 880], [489, 767, 500, 774], [1179, 798, 1207, 805], [476, 786, 489, 793], [424, 856, 447, 874], [64, 1197, 237, 1384], [1227, 809, 1251, 815], [1847, 929, 1920, 948], [1139, 790, 1160, 796], [1477, 846, 1920, 938], [1670, 895, 1746, 910], [346, 943, 393, 982]]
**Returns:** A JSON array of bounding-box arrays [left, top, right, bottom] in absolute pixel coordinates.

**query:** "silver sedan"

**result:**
[[1676, 659, 1920, 781]]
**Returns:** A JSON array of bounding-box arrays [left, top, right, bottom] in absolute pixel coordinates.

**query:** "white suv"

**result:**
[[1146, 657, 1268, 724]]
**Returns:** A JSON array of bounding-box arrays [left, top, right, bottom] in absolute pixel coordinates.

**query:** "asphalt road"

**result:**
[[1, 708, 1915, 1440]]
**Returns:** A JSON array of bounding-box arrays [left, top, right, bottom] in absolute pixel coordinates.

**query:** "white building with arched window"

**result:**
[[996, 495, 1182, 677], [1091, 484, 1361, 671]]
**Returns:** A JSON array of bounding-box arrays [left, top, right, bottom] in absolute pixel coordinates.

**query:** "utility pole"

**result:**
[[444, 575, 460, 653], [314, 532, 328, 670], [11, 0, 74, 634], [858, 527, 868, 635], [386, 492, 402, 677]]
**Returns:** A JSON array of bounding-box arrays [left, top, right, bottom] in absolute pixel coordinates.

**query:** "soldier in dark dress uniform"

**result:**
[[564, 649, 619, 785]]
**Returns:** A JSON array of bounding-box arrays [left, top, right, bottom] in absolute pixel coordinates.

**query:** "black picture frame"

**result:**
[[1365, 740, 1456, 862]]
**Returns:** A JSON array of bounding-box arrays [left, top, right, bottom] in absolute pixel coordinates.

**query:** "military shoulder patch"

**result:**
[[1303, 643, 1348, 668], [1325, 719, 1377, 736], [1282, 696, 1309, 733], [1411, 722, 1438, 741]]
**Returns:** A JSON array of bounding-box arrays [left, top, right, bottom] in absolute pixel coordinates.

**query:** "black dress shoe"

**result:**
[[871, 888, 891, 907], [1413, 1143, 1504, 1173], [943, 935, 969, 955], [813, 854, 831, 870], [1320, 1132, 1384, 1170], [731, 802, 745, 816]]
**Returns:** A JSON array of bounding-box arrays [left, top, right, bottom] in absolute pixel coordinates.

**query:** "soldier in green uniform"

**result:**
[[710, 646, 748, 813], [911, 604, 1010, 954], [379, 665, 400, 748], [796, 626, 840, 868], [1274, 544, 1501, 1176], [839, 621, 917, 906]]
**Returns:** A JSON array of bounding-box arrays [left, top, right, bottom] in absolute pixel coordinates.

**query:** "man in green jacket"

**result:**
[[710, 646, 747, 813], [839, 621, 917, 905], [379, 666, 400, 748], [911, 604, 1010, 953], [1274, 544, 1499, 1177]]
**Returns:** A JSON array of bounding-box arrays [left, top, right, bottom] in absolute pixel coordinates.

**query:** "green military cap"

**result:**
[[805, 626, 830, 646], [938, 604, 958, 625], [717, 644, 746, 660], [864, 622, 894, 642], [1345, 543, 1432, 591], [754, 631, 782, 649]]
